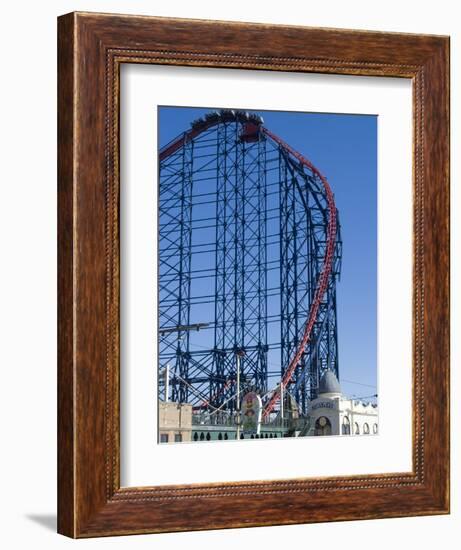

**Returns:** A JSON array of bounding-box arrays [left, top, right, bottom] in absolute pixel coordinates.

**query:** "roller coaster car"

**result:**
[[205, 112, 220, 123], [191, 118, 207, 130], [219, 109, 236, 122], [240, 122, 261, 143], [248, 114, 263, 124]]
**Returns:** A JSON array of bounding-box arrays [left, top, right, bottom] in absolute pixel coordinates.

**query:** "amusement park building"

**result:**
[[307, 371, 378, 436], [158, 401, 192, 443], [158, 371, 378, 442]]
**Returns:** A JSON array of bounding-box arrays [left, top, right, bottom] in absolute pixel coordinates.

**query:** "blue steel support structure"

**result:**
[[158, 110, 342, 417]]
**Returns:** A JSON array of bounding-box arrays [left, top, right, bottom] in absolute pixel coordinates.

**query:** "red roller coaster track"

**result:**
[[159, 113, 337, 419]]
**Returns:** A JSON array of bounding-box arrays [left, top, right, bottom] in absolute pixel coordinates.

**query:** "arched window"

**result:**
[[315, 416, 332, 436], [363, 423, 370, 434], [354, 422, 360, 435], [373, 423, 378, 434], [342, 416, 351, 435], [200, 432, 204, 441], [206, 432, 211, 441], [218, 433, 222, 440], [224, 433, 228, 440]]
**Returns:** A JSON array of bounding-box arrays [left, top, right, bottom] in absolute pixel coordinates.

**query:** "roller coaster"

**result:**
[[158, 109, 342, 421]]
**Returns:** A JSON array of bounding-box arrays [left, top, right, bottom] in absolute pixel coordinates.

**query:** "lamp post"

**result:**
[[165, 363, 170, 402], [235, 349, 245, 440], [280, 382, 284, 426]]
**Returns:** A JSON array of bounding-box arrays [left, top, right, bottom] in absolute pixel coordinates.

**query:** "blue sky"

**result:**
[[159, 106, 377, 400]]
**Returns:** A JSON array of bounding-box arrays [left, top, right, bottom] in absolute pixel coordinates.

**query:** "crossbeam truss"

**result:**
[[158, 112, 341, 416]]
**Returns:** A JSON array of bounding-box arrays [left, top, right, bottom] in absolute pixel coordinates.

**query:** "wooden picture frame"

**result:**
[[57, 12, 450, 538]]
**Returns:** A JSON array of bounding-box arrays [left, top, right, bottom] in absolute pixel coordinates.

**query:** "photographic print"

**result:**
[[158, 106, 377, 443]]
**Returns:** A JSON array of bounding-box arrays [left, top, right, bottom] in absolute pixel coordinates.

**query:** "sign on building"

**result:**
[[241, 392, 262, 435]]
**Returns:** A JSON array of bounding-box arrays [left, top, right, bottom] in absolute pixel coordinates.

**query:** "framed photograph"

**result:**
[[58, 12, 450, 537]]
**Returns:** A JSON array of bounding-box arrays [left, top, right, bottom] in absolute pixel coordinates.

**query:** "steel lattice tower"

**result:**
[[158, 110, 341, 416]]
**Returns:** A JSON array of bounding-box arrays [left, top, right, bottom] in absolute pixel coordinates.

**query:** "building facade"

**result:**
[[306, 371, 378, 436], [158, 401, 192, 443]]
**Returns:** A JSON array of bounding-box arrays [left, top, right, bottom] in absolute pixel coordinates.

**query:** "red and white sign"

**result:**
[[241, 392, 262, 435]]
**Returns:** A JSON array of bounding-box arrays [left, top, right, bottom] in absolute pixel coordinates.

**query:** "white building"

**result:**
[[307, 371, 378, 436]]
